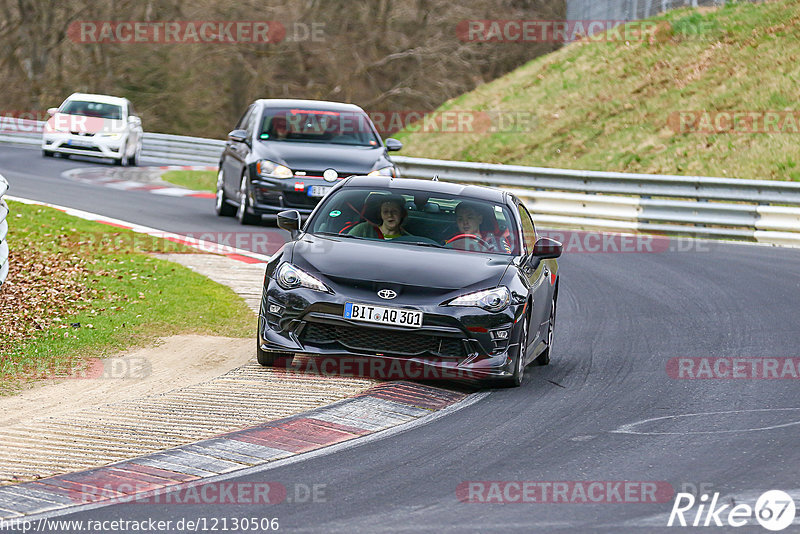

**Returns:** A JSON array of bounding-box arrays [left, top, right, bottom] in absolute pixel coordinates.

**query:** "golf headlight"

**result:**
[[447, 287, 510, 312], [276, 263, 330, 293], [257, 160, 292, 179], [368, 166, 395, 177]]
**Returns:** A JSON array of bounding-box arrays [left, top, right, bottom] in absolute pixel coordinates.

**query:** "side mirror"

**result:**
[[129, 116, 141, 127], [46, 107, 58, 116], [277, 210, 302, 240], [227, 129, 249, 144], [384, 138, 403, 152], [532, 237, 562, 259]]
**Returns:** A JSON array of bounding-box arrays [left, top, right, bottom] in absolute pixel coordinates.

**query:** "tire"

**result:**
[[535, 296, 557, 366], [236, 174, 259, 225], [127, 142, 141, 166], [42, 149, 53, 158], [215, 169, 236, 216], [503, 313, 529, 388]]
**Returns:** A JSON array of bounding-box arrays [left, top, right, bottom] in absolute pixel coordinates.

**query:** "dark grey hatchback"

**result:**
[[215, 99, 403, 224]]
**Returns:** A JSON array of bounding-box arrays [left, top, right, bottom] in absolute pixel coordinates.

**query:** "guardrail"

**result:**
[[0, 173, 9, 287], [392, 156, 800, 245], [0, 124, 798, 245], [0, 120, 223, 166]]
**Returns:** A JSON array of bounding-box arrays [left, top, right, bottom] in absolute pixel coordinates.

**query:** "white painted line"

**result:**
[[5, 195, 272, 263], [612, 407, 800, 435]]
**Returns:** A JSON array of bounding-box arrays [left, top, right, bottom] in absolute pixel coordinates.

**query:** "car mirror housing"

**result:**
[[277, 209, 302, 240], [385, 138, 403, 152], [227, 129, 249, 144], [532, 237, 562, 259], [46, 107, 59, 116]]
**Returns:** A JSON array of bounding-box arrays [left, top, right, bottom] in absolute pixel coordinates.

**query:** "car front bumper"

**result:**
[[42, 132, 127, 159], [257, 283, 524, 384], [249, 177, 341, 215]]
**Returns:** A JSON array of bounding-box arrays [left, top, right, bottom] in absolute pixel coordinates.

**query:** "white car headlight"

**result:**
[[276, 263, 330, 293], [257, 160, 293, 179], [367, 166, 395, 177], [447, 287, 510, 312]]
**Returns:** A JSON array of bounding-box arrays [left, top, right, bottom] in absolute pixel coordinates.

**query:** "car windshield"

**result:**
[[259, 108, 381, 147], [307, 187, 520, 255], [60, 100, 123, 120]]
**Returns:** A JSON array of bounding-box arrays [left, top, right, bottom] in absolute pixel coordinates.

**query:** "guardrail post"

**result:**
[[0, 173, 9, 288]]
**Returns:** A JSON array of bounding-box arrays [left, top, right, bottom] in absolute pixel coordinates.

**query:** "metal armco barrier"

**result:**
[[0, 173, 9, 287], [392, 156, 800, 245], [1, 124, 799, 245]]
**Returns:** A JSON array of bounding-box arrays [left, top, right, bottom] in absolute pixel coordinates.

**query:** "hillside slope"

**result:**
[[398, 0, 800, 181]]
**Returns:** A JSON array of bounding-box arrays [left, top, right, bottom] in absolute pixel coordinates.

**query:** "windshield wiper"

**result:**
[[313, 231, 372, 241]]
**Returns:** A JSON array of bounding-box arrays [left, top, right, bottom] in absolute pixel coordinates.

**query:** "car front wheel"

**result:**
[[236, 174, 259, 225], [215, 169, 236, 216], [536, 296, 557, 366], [504, 314, 528, 388]]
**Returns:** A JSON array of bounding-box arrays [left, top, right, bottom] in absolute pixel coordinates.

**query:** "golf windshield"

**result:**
[[259, 108, 381, 147]]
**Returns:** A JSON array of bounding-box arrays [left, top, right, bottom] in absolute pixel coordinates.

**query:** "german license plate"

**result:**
[[308, 186, 332, 197], [344, 302, 423, 328], [67, 139, 91, 147]]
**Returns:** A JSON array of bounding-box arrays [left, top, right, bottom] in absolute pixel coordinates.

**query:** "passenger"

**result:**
[[448, 201, 511, 252], [349, 196, 411, 240]]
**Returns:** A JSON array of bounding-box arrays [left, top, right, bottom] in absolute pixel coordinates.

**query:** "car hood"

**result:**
[[289, 234, 511, 292], [253, 141, 390, 174]]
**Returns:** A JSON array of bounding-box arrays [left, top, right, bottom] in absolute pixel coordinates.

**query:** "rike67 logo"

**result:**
[[668, 490, 796, 531]]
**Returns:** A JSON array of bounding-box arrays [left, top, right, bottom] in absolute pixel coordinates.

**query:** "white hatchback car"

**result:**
[[42, 93, 143, 166]]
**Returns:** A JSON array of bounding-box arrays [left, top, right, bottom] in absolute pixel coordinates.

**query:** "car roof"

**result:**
[[65, 93, 128, 106], [341, 176, 509, 203], [254, 99, 365, 113]]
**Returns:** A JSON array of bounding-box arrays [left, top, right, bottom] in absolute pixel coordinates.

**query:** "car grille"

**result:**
[[301, 322, 465, 359], [66, 146, 102, 152], [284, 191, 320, 208]]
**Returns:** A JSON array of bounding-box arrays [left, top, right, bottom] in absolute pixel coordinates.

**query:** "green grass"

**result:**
[[0, 201, 254, 393], [398, 0, 800, 181], [161, 169, 217, 192]]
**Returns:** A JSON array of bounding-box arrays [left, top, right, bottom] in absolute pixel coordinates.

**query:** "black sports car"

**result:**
[[257, 176, 562, 387], [215, 99, 402, 224]]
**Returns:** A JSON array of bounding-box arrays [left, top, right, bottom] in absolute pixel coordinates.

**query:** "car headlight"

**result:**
[[257, 160, 293, 179], [446, 287, 510, 312], [368, 166, 395, 177], [276, 263, 330, 293]]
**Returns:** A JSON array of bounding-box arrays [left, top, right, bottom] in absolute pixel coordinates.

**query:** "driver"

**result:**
[[349, 196, 411, 240], [447, 201, 511, 252]]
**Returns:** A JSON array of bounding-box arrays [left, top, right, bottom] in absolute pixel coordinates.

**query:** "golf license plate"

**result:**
[[344, 302, 423, 328], [308, 186, 332, 197]]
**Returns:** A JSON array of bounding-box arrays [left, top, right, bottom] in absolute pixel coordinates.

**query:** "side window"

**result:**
[[517, 203, 536, 254], [245, 107, 260, 138], [235, 105, 254, 130]]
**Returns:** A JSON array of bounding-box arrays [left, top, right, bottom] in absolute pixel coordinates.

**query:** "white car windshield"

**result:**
[[61, 100, 123, 120]]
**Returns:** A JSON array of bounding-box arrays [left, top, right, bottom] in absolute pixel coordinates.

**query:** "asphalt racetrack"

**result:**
[[2, 144, 799, 532]]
